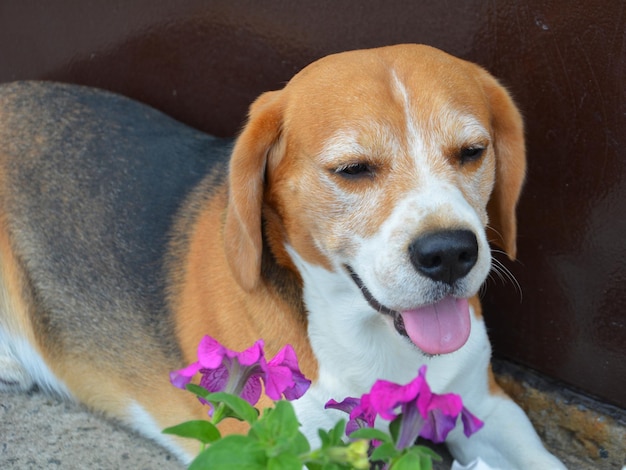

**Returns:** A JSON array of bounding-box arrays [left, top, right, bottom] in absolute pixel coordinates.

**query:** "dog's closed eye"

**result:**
[[459, 146, 485, 164], [334, 162, 376, 179]]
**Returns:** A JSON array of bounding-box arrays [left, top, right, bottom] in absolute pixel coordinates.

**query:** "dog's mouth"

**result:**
[[345, 265, 471, 355]]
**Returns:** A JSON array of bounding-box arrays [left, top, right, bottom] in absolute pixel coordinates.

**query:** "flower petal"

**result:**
[[418, 407, 459, 443], [196, 336, 227, 368], [199, 365, 230, 393], [325, 397, 361, 415], [369, 371, 425, 421], [262, 344, 311, 400], [351, 393, 377, 428], [169, 361, 202, 389], [461, 407, 484, 437], [262, 364, 294, 400], [281, 370, 311, 400], [416, 393, 463, 443], [427, 393, 464, 417], [395, 401, 426, 449], [413, 375, 465, 443], [269, 344, 298, 370], [236, 339, 264, 366], [239, 373, 263, 405], [326, 395, 376, 436]]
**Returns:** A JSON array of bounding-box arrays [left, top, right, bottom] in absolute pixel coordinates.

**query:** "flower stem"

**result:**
[[211, 402, 227, 425]]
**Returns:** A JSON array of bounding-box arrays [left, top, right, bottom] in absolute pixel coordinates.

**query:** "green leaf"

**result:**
[[189, 435, 266, 470], [369, 442, 400, 462], [294, 430, 312, 455], [264, 400, 302, 435], [348, 427, 392, 444], [413, 445, 443, 462], [268, 452, 304, 470], [317, 428, 331, 447], [250, 401, 310, 456], [328, 420, 346, 446], [390, 450, 424, 470], [389, 414, 402, 443], [316, 419, 347, 449], [413, 449, 433, 470], [307, 462, 349, 470], [251, 401, 299, 440], [186, 383, 211, 400], [420, 454, 433, 470], [389, 446, 442, 470], [206, 392, 259, 424], [321, 464, 348, 470], [305, 463, 341, 470], [161, 420, 221, 444]]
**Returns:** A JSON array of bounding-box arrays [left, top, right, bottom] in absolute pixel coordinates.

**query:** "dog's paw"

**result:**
[[0, 355, 34, 392]]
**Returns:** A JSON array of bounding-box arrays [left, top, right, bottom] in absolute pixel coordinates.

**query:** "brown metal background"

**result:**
[[1, 1, 624, 408]]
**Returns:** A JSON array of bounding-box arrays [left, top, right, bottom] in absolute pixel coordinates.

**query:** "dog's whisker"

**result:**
[[477, 282, 488, 300], [488, 254, 523, 302], [486, 225, 505, 247]]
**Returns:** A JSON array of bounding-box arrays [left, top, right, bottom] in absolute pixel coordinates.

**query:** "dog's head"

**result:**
[[224, 44, 525, 355]]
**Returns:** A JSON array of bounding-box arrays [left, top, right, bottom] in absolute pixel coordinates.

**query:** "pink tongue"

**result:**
[[400, 297, 471, 355]]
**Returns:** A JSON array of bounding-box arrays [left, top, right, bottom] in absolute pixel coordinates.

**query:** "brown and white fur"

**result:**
[[0, 44, 564, 468]]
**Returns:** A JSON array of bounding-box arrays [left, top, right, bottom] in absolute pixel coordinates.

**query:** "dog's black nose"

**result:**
[[409, 230, 478, 284]]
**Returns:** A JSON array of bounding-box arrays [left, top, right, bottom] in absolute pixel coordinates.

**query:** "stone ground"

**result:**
[[1, 389, 181, 470], [0, 387, 601, 469]]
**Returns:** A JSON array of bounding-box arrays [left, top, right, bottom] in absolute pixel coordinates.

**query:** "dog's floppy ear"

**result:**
[[479, 70, 526, 260], [224, 90, 284, 291]]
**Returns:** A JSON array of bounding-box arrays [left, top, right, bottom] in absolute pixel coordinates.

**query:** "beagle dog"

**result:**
[[0, 44, 564, 468]]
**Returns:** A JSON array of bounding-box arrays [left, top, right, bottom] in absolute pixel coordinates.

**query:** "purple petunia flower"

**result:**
[[170, 336, 311, 408], [261, 342, 311, 401], [326, 366, 483, 449], [370, 366, 483, 446], [325, 394, 377, 436]]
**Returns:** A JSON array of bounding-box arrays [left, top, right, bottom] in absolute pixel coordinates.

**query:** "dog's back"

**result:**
[[0, 81, 229, 425]]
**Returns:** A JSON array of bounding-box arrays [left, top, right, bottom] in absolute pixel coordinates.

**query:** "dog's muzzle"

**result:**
[[345, 260, 472, 355]]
